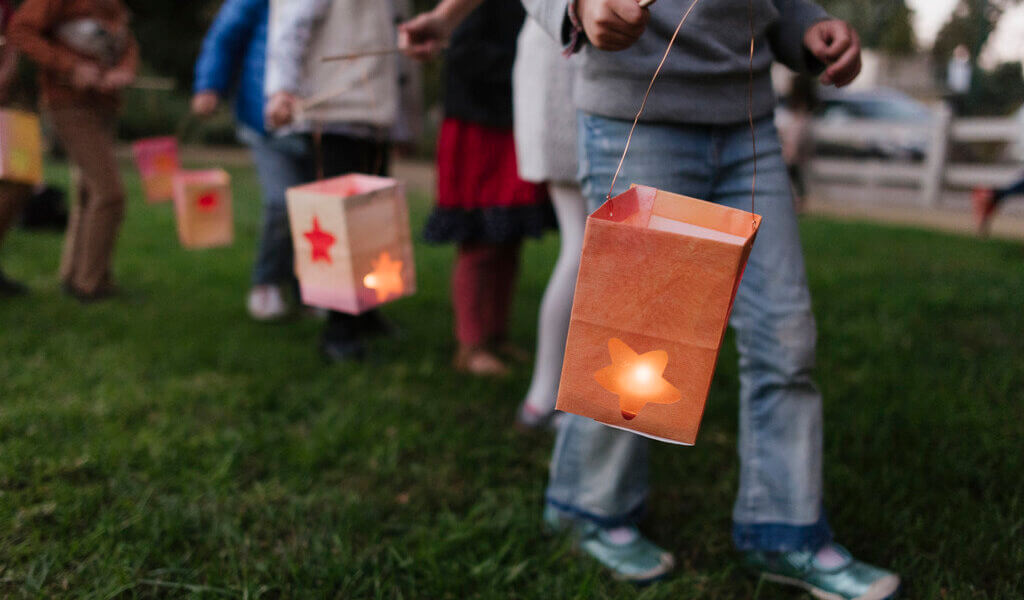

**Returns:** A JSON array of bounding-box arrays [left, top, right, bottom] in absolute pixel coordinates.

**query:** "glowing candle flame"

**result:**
[[594, 338, 682, 420], [363, 251, 404, 302]]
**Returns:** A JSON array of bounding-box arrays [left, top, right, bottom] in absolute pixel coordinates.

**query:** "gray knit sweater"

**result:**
[[521, 0, 830, 125]]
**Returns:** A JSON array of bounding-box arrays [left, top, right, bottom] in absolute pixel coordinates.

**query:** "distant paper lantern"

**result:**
[[287, 174, 415, 314], [131, 136, 180, 203], [557, 185, 761, 445], [172, 169, 233, 249], [0, 109, 44, 185]]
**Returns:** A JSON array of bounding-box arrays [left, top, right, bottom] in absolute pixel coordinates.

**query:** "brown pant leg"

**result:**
[[58, 166, 85, 284], [48, 107, 125, 294], [0, 181, 31, 248]]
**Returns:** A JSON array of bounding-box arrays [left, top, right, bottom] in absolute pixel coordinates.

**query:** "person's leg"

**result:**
[[452, 242, 508, 375], [244, 129, 311, 289], [58, 166, 85, 288], [50, 107, 124, 297], [0, 181, 31, 295], [543, 114, 720, 582], [709, 118, 829, 551], [519, 182, 587, 425], [242, 129, 311, 319], [716, 118, 898, 599], [486, 240, 521, 343]]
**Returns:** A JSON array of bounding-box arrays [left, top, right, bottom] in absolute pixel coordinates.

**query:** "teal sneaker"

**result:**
[[742, 543, 900, 600], [543, 504, 675, 583]]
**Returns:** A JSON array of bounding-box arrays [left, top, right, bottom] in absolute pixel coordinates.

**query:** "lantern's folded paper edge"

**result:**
[[599, 420, 695, 446]]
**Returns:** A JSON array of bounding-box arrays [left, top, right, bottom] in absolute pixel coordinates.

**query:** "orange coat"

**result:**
[[8, 0, 138, 109]]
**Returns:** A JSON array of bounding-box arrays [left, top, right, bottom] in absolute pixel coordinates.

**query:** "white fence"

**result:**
[[808, 106, 1023, 206]]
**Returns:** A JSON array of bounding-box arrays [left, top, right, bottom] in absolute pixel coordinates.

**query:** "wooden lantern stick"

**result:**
[[637, 0, 657, 6]]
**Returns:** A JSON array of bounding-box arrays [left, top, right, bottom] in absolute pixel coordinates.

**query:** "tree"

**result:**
[[932, 0, 1021, 65], [818, 0, 917, 55]]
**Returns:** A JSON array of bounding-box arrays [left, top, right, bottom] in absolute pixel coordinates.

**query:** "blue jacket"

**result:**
[[193, 0, 268, 134]]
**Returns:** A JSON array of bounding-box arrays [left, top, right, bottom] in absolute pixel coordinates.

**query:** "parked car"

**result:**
[[779, 87, 934, 161]]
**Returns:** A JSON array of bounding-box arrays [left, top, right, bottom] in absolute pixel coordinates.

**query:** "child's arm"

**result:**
[[100, 32, 139, 92], [7, 0, 98, 88], [768, 0, 860, 87], [264, 0, 330, 128], [193, 0, 264, 114], [398, 0, 484, 61]]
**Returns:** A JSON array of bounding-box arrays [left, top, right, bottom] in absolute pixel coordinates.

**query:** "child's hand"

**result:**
[[399, 10, 451, 61], [803, 19, 861, 87], [266, 91, 299, 129], [577, 0, 651, 51], [71, 62, 102, 90], [99, 67, 136, 92], [191, 91, 220, 116]]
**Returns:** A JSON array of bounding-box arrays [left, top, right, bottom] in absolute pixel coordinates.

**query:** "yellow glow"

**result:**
[[363, 251, 404, 302], [594, 338, 682, 421]]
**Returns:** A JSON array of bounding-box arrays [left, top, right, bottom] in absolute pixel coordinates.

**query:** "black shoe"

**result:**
[[0, 270, 28, 297], [319, 337, 367, 363]]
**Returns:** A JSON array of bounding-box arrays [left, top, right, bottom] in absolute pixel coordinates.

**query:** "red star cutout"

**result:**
[[594, 338, 682, 421], [362, 251, 404, 302], [197, 192, 219, 211], [304, 216, 336, 264]]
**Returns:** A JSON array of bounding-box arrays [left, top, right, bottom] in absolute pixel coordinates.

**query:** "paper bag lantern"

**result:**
[[286, 174, 415, 314], [131, 137, 180, 203], [172, 169, 233, 249], [0, 109, 44, 185], [556, 185, 762, 446]]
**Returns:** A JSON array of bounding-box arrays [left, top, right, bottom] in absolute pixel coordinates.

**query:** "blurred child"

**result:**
[[265, 0, 411, 362], [971, 176, 1023, 236], [192, 0, 303, 321], [421, 0, 551, 377], [0, 0, 31, 296], [405, 0, 583, 413], [9, 0, 138, 302]]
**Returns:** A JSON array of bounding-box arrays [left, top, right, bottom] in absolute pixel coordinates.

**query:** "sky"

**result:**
[[906, 0, 1024, 65]]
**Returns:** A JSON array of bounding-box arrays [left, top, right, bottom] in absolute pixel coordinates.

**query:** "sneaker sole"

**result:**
[[761, 572, 901, 600]]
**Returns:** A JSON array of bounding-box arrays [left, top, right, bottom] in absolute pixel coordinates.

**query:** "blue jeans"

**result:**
[[238, 127, 314, 287], [546, 113, 831, 553]]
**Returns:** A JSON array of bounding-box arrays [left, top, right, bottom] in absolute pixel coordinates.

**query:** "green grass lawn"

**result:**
[[1, 158, 1022, 599]]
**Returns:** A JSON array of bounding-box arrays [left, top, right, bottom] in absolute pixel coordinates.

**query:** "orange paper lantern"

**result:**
[[131, 137, 180, 203], [0, 109, 44, 185], [286, 174, 416, 314], [556, 185, 761, 445], [172, 169, 233, 249]]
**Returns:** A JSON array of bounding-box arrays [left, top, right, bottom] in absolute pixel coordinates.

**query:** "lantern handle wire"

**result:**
[[607, 0, 759, 231]]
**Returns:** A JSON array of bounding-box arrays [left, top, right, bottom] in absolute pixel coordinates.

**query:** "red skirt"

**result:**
[[424, 118, 553, 244]]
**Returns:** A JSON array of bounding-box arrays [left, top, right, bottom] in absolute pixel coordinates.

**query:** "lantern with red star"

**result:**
[[171, 169, 234, 249], [286, 174, 415, 314], [131, 137, 180, 203], [556, 185, 761, 445], [0, 109, 43, 186]]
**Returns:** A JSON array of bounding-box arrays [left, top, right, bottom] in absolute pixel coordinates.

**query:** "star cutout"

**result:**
[[594, 338, 682, 421], [196, 192, 219, 211], [362, 251, 404, 302], [303, 216, 336, 264]]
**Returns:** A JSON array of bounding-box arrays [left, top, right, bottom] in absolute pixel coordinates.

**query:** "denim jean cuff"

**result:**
[[732, 512, 832, 552], [545, 496, 646, 528]]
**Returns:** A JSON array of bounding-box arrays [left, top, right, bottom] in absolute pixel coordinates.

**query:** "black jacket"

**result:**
[[442, 0, 525, 128]]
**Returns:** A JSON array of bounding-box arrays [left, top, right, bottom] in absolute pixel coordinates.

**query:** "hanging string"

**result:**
[[607, 0, 702, 202], [747, 0, 757, 228], [606, 0, 759, 231]]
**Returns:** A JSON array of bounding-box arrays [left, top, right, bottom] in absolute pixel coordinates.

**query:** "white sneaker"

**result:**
[[247, 285, 289, 321]]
